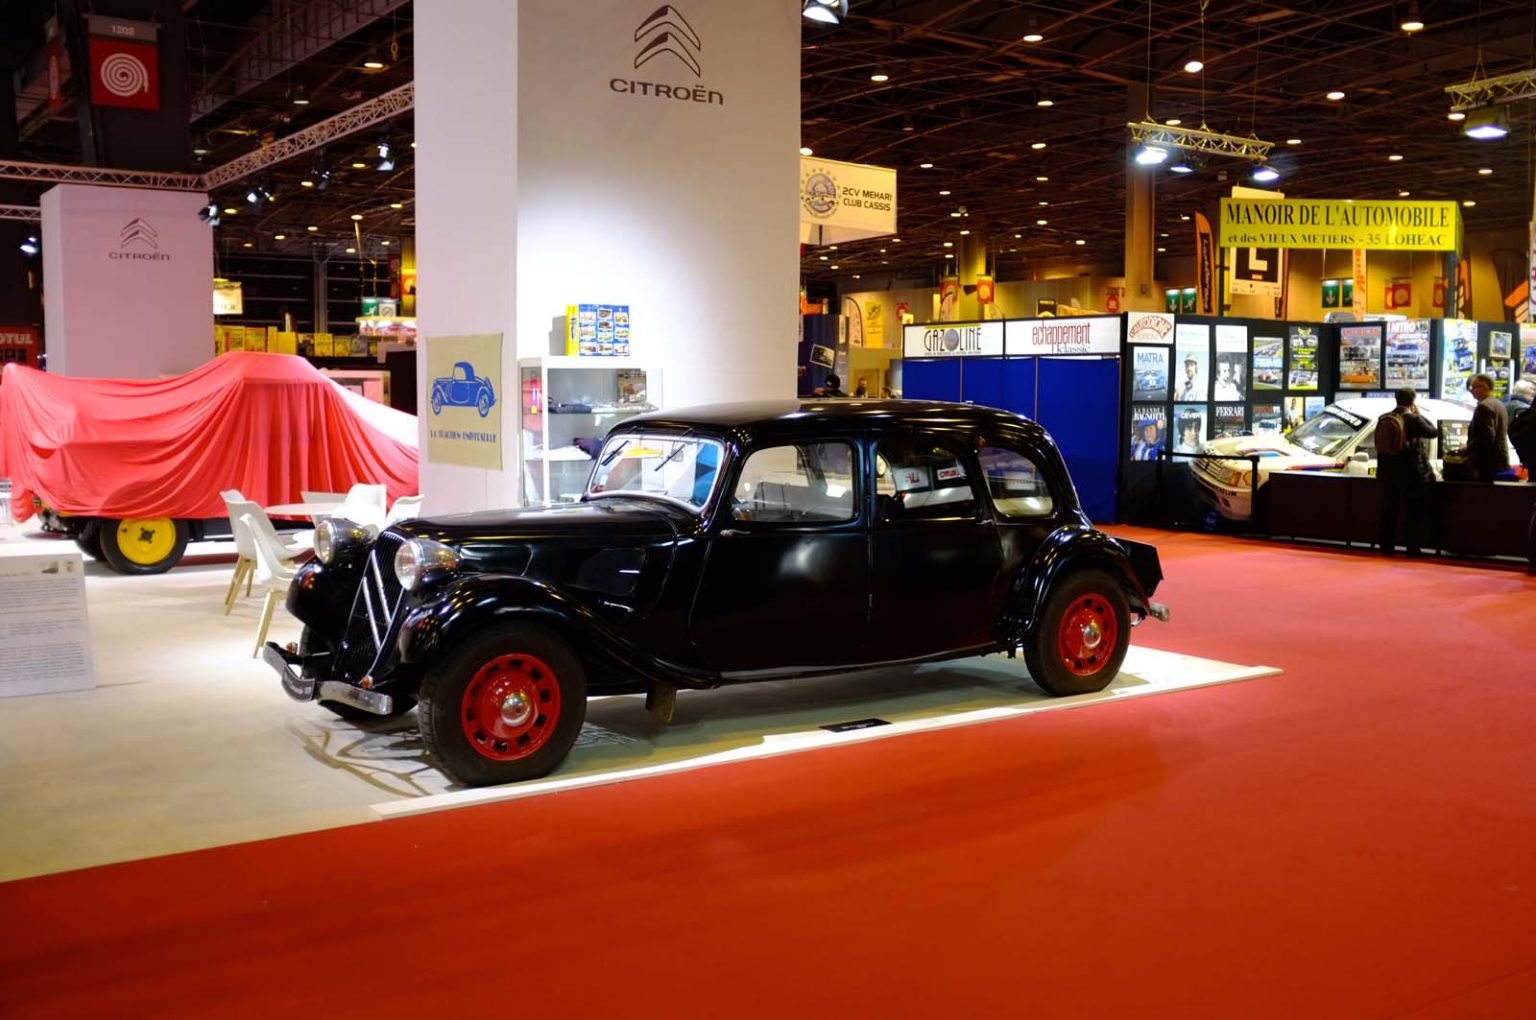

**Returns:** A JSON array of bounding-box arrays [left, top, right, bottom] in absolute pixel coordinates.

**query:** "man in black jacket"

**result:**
[[1378, 388, 1439, 557], [1465, 373, 1510, 482]]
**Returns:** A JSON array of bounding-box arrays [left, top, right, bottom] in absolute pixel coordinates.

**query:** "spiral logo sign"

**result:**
[[99, 52, 150, 97], [86, 28, 160, 111]]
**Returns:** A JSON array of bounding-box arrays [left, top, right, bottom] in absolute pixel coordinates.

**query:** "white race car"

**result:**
[[1192, 397, 1481, 520]]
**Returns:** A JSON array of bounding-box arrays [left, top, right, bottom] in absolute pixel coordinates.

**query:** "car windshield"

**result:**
[[586, 433, 724, 511], [1287, 410, 1361, 457]]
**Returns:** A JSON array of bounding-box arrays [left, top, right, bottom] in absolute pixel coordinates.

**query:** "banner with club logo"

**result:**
[[799, 156, 897, 246]]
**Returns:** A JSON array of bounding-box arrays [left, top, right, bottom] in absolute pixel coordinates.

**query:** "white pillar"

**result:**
[[41, 184, 213, 378], [415, 0, 801, 514]]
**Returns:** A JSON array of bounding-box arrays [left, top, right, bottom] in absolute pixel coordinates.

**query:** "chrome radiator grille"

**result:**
[[335, 532, 407, 682]]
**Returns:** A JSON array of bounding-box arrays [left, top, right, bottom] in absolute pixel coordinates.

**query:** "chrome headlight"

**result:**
[[315, 518, 375, 565], [394, 537, 459, 591]]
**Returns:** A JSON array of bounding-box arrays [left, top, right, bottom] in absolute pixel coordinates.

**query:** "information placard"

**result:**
[[0, 550, 95, 698]]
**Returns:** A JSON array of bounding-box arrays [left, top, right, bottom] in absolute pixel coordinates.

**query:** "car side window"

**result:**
[[731, 441, 856, 524], [977, 445, 1056, 518], [874, 437, 978, 522]]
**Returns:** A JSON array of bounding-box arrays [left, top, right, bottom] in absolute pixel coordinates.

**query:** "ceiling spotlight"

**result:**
[[390, 202, 404, 210], [1022, 13, 1044, 43], [939, 189, 951, 196], [1157, 246, 1166, 253], [300, 180, 314, 188], [799, 146, 813, 156], [290, 84, 310, 106], [870, 70, 889, 83], [310, 154, 331, 191], [345, 246, 357, 254], [242, 242, 253, 248], [1030, 141, 1047, 150], [307, 225, 319, 232], [1462, 200, 1476, 207], [1036, 219, 1048, 226], [919, 162, 934, 169], [1165, 117, 1182, 126], [1400, 2, 1425, 32], [1035, 175, 1049, 182], [1252, 163, 1281, 183], [222, 207, 238, 215], [192, 144, 210, 157], [1463, 107, 1509, 140], [1477, 167, 1493, 175], [1286, 137, 1302, 145], [1326, 90, 1346, 101], [350, 213, 364, 221], [1168, 152, 1201, 174], [1036, 96, 1054, 107], [1398, 189, 1411, 197], [943, 241, 953, 248], [376, 137, 396, 171], [958, 229, 970, 236], [1074, 239, 1087, 245], [1183, 60, 1204, 73], [1134, 144, 1169, 166], [273, 234, 286, 241], [801, 0, 849, 25], [245, 181, 273, 207], [902, 116, 915, 133], [361, 52, 386, 71], [19, 236, 39, 256], [197, 202, 221, 227], [1447, 110, 1466, 122]]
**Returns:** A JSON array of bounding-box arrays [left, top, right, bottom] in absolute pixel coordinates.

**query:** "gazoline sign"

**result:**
[[1219, 198, 1461, 251]]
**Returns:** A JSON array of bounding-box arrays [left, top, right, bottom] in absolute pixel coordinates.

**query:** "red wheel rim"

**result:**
[[1056, 593, 1119, 678], [460, 653, 562, 762]]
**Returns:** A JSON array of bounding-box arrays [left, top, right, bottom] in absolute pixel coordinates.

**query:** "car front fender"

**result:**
[[1000, 526, 1154, 644], [395, 573, 719, 689]]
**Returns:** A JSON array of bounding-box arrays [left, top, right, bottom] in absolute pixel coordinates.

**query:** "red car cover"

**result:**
[[0, 352, 419, 522]]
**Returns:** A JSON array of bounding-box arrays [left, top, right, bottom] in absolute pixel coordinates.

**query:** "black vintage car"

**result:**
[[265, 401, 1168, 786]]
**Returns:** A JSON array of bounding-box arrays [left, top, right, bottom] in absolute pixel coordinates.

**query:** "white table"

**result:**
[[264, 501, 347, 518]]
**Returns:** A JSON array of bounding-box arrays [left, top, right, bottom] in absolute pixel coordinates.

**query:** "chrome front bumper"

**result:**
[[262, 641, 395, 715]]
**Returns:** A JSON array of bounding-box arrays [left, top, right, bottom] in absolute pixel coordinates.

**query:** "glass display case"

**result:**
[[518, 357, 660, 504]]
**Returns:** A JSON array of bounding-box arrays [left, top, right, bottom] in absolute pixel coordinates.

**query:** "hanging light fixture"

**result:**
[[801, 0, 849, 25], [1134, 144, 1169, 166], [1251, 163, 1281, 183], [1462, 106, 1510, 140], [19, 235, 39, 256], [1168, 152, 1204, 174], [1400, 1, 1425, 32], [197, 202, 221, 226]]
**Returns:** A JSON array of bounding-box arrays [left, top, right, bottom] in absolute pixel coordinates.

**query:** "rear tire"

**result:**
[[419, 623, 586, 787], [98, 517, 189, 575], [1024, 569, 1130, 697]]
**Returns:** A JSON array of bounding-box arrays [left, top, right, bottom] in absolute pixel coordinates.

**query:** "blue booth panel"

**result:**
[[1036, 357, 1120, 523], [1002, 358, 1039, 417], [959, 357, 1006, 410], [902, 359, 962, 403]]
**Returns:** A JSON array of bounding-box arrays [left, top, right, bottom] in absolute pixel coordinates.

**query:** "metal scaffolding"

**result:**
[[1125, 120, 1276, 161], [1445, 67, 1536, 111], [0, 205, 43, 222]]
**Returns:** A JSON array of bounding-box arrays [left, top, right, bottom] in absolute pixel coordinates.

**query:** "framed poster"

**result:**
[[1172, 404, 1207, 453], [1252, 337, 1284, 391], [1129, 405, 1166, 461], [1131, 346, 1169, 402], [1384, 319, 1431, 390], [1439, 319, 1477, 407], [1489, 329, 1512, 360], [1173, 324, 1209, 402], [1253, 403, 1282, 434], [1213, 403, 1247, 437], [1287, 325, 1319, 391], [1337, 323, 1383, 390]]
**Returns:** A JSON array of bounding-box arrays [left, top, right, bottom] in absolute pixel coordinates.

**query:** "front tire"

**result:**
[[1024, 569, 1130, 697], [418, 623, 586, 786], [73, 520, 104, 561], [98, 517, 189, 575]]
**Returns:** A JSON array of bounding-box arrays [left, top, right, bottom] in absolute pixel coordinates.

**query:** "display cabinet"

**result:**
[[518, 357, 660, 504]]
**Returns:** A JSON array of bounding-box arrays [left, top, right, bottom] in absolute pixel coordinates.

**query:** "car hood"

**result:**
[[1199, 434, 1337, 474], [398, 498, 686, 547]]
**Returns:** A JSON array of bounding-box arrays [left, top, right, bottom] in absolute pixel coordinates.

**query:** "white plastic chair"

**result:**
[[225, 498, 311, 613], [332, 483, 388, 531], [344, 483, 387, 509], [243, 513, 299, 657], [301, 490, 347, 506], [385, 495, 424, 525]]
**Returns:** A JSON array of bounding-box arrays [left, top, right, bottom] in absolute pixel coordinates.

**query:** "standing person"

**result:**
[[1465, 373, 1510, 482], [821, 373, 846, 397], [1376, 388, 1439, 557], [1505, 378, 1535, 420]]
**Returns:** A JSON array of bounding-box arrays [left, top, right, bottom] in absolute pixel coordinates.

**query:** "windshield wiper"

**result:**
[[599, 439, 631, 468], [652, 444, 686, 473]]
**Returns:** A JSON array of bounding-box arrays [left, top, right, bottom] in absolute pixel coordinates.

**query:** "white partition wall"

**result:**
[[41, 184, 214, 379], [415, 0, 801, 514]]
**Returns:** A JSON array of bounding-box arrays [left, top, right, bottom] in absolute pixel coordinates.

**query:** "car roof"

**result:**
[[617, 399, 1048, 442], [1330, 396, 1474, 420]]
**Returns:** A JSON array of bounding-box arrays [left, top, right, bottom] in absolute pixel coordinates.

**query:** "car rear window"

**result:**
[[977, 445, 1055, 518]]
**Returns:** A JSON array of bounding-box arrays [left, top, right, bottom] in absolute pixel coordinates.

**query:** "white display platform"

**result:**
[[374, 646, 1280, 821]]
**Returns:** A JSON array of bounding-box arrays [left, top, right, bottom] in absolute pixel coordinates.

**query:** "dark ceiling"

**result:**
[[5, 0, 1536, 289]]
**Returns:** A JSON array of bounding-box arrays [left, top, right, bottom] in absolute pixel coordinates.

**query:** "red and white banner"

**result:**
[[0, 326, 41, 368], [87, 16, 159, 111]]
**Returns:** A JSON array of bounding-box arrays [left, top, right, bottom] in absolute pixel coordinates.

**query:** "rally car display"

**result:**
[[1193, 396, 1477, 520], [265, 400, 1169, 787]]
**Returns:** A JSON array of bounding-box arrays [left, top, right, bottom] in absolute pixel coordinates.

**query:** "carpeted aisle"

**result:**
[[2, 529, 1534, 1019]]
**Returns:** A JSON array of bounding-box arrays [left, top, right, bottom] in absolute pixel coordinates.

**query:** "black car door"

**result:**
[[688, 438, 869, 673], [868, 433, 1007, 660]]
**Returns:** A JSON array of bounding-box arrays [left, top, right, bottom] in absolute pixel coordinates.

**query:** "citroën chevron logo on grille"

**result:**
[[634, 5, 701, 78]]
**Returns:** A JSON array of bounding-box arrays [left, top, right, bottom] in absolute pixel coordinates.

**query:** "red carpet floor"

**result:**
[[3, 529, 1535, 1019]]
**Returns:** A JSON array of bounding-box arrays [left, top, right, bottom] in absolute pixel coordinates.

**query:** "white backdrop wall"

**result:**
[[416, 0, 800, 514], [41, 184, 213, 379]]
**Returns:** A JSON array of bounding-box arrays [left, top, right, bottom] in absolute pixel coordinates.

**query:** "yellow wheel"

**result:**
[[99, 517, 189, 575]]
